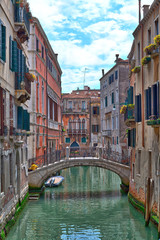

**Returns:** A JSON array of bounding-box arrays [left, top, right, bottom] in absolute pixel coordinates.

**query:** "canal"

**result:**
[[7, 167, 157, 239]]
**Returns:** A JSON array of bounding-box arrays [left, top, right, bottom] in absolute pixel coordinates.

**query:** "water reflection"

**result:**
[[7, 167, 157, 240]]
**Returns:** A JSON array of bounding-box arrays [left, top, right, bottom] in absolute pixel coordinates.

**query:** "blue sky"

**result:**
[[28, 0, 153, 93]]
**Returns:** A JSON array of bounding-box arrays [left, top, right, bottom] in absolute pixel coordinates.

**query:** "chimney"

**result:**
[[102, 69, 104, 77], [139, 0, 141, 23], [115, 54, 119, 62], [143, 5, 150, 18]]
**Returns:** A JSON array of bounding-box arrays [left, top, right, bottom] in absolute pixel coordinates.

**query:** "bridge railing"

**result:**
[[28, 149, 66, 168], [102, 148, 130, 166], [69, 147, 97, 158]]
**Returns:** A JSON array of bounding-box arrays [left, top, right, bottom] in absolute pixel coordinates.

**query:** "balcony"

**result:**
[[124, 107, 135, 128], [15, 75, 31, 103], [102, 130, 112, 137], [67, 129, 88, 135], [14, 3, 31, 43]]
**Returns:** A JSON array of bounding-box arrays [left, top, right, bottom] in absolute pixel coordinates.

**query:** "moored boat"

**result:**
[[45, 176, 64, 187]]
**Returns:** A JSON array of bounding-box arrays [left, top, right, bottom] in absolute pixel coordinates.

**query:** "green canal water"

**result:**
[[7, 167, 157, 240]]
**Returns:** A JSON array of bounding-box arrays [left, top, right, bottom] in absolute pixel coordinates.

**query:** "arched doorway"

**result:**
[[70, 141, 80, 157]]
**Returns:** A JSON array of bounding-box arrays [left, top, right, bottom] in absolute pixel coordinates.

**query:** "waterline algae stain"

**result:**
[[7, 167, 157, 240]]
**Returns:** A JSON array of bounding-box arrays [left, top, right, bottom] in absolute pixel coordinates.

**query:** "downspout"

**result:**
[[141, 24, 145, 148], [45, 47, 48, 164]]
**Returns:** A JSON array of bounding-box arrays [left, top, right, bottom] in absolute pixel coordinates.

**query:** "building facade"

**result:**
[[0, 0, 32, 231], [62, 86, 100, 150], [28, 17, 62, 166], [128, 0, 160, 228], [100, 55, 129, 155]]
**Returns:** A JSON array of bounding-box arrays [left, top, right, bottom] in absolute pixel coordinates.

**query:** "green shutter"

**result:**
[[128, 130, 131, 147], [9, 36, 12, 70], [105, 96, 107, 107], [2, 25, 6, 62], [17, 106, 23, 129], [12, 41, 18, 72], [23, 110, 30, 131]]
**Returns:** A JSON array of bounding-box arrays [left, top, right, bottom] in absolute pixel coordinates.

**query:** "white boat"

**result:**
[[45, 176, 64, 187]]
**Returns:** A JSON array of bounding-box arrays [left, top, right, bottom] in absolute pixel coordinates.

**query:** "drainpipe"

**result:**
[[141, 24, 145, 148], [45, 47, 48, 165]]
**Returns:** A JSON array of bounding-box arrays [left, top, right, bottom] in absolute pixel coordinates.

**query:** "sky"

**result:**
[[28, 0, 153, 93]]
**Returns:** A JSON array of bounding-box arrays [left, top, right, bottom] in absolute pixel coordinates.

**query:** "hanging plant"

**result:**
[[144, 43, 157, 55], [128, 104, 135, 110], [131, 66, 141, 73], [141, 56, 151, 65], [120, 105, 127, 114], [154, 35, 160, 46]]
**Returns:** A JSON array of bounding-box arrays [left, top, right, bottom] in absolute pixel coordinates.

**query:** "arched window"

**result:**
[[69, 118, 72, 130], [78, 118, 81, 130], [73, 119, 76, 130], [82, 119, 85, 130]]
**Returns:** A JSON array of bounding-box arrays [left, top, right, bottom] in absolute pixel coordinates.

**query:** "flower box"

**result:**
[[141, 56, 151, 65], [131, 66, 141, 73], [147, 120, 157, 125], [144, 44, 157, 55], [154, 35, 160, 46]]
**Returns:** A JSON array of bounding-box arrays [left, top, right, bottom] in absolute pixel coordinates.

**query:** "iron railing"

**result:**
[[124, 107, 135, 122], [69, 147, 96, 158], [102, 148, 130, 166]]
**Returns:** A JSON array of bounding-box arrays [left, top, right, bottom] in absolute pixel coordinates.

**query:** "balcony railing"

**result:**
[[15, 75, 31, 103], [124, 107, 135, 127], [67, 129, 88, 135], [102, 129, 112, 137], [14, 4, 31, 43]]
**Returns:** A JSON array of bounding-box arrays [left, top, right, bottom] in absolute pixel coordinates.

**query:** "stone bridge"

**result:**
[[28, 156, 130, 191]]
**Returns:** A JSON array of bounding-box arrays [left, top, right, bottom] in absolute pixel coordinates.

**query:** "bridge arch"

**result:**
[[28, 158, 130, 191]]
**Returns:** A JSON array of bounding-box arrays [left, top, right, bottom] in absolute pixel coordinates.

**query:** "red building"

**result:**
[[28, 17, 62, 166]]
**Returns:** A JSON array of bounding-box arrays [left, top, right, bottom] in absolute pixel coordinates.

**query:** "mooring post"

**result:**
[[145, 177, 151, 226], [66, 147, 69, 160]]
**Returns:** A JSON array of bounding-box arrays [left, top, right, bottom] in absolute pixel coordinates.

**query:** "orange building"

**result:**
[[62, 86, 100, 149], [28, 17, 62, 165]]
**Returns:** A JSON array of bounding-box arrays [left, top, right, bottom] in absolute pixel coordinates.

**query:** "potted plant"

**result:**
[[120, 105, 127, 114], [141, 56, 151, 65], [154, 35, 160, 46], [157, 118, 160, 124], [147, 115, 157, 125], [131, 66, 141, 73], [144, 43, 157, 55]]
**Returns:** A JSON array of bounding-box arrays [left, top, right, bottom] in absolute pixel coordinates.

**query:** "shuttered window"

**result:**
[[105, 96, 107, 107], [128, 86, 133, 104], [145, 87, 151, 120], [0, 21, 6, 62], [92, 125, 99, 133], [128, 128, 136, 148], [17, 106, 23, 129], [65, 138, 70, 143], [115, 70, 118, 80], [81, 137, 86, 143], [9, 37, 18, 72], [135, 94, 141, 122], [152, 82, 159, 118], [17, 107, 30, 131], [112, 92, 114, 104], [93, 106, 99, 114]]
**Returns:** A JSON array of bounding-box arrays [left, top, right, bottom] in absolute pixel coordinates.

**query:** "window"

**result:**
[[82, 119, 85, 129], [112, 117, 114, 130], [41, 45, 44, 59], [82, 101, 85, 110], [116, 115, 118, 129], [112, 92, 114, 104], [81, 137, 86, 143], [128, 128, 136, 148], [155, 18, 159, 36], [92, 125, 99, 133], [69, 118, 72, 130], [148, 28, 151, 45], [9, 36, 18, 72], [0, 20, 6, 62], [135, 94, 141, 122], [111, 74, 114, 82], [10, 95, 14, 135], [0, 87, 6, 135], [78, 118, 81, 130], [105, 96, 107, 107], [68, 101, 72, 109], [137, 150, 141, 175], [109, 76, 111, 84], [36, 37, 39, 51], [145, 87, 151, 120], [93, 106, 99, 115], [138, 42, 140, 65], [117, 136, 118, 144], [112, 137, 114, 145], [66, 138, 70, 143], [37, 127, 39, 148], [37, 78, 39, 112], [115, 70, 118, 80]]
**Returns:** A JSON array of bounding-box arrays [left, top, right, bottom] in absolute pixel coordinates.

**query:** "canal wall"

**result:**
[[0, 192, 29, 240]]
